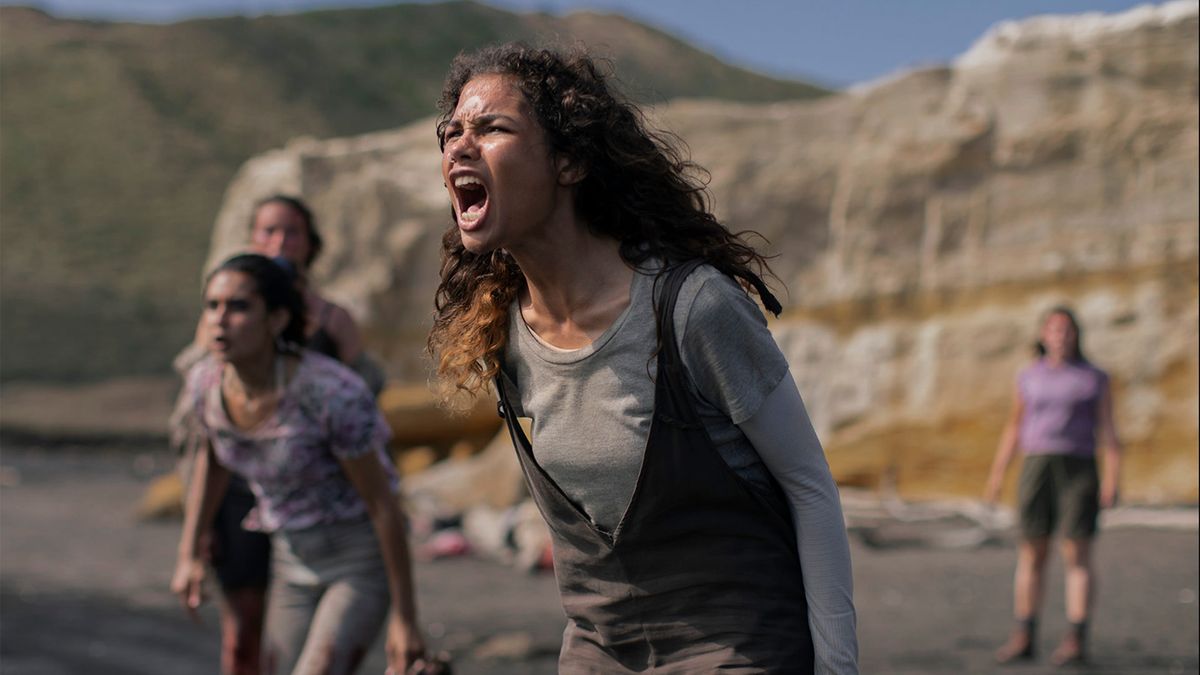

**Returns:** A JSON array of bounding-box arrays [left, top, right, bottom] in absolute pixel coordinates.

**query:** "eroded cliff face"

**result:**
[[207, 2, 1198, 501]]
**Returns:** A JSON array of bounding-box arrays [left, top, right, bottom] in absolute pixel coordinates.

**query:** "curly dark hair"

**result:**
[[428, 43, 779, 405]]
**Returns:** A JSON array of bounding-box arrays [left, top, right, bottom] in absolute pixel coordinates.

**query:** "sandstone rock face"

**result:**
[[205, 123, 450, 379], [207, 2, 1198, 502]]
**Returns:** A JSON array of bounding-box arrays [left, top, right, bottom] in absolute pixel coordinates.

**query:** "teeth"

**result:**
[[454, 176, 482, 188], [460, 210, 482, 222]]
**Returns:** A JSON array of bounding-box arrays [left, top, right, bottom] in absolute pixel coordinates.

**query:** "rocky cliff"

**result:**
[[207, 2, 1199, 502]]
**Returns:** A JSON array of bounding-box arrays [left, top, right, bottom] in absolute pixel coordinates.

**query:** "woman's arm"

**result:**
[[984, 383, 1025, 504], [675, 272, 855, 672], [339, 452, 426, 673], [739, 372, 858, 675], [171, 441, 231, 620], [1097, 379, 1122, 508]]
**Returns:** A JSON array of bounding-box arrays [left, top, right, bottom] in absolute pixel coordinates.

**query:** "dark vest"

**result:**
[[306, 301, 340, 360], [496, 260, 815, 673]]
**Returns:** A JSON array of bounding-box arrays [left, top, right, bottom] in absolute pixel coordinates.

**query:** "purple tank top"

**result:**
[[1017, 359, 1108, 457]]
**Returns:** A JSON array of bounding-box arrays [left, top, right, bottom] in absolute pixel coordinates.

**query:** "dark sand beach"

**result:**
[[1, 442, 1196, 675]]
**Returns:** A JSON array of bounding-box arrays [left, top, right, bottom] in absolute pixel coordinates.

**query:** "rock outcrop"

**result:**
[[206, 2, 1199, 502]]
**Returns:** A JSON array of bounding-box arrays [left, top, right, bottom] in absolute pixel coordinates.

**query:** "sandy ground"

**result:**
[[1, 443, 1197, 675]]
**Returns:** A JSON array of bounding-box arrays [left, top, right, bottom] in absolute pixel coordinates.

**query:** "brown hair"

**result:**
[[1035, 305, 1088, 363], [427, 43, 779, 407], [251, 194, 323, 269]]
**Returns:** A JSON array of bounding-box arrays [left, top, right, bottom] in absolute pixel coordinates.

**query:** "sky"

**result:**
[[2, 0, 1166, 86]]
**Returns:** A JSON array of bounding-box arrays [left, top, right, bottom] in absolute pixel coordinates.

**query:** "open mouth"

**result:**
[[453, 175, 489, 226]]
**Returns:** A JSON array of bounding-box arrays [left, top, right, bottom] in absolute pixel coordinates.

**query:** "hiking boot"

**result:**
[[1051, 630, 1086, 666], [994, 625, 1036, 664]]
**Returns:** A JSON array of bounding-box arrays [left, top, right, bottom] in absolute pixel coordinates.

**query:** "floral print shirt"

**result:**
[[186, 351, 397, 532]]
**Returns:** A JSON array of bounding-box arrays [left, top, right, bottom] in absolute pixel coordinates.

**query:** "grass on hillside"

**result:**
[[0, 2, 829, 383]]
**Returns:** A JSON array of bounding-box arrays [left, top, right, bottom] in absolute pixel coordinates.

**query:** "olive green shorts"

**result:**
[[1017, 454, 1100, 540]]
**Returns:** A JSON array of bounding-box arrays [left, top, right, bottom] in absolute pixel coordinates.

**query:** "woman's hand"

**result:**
[[1100, 481, 1119, 510], [170, 555, 208, 622], [383, 614, 428, 674], [985, 384, 1025, 505]]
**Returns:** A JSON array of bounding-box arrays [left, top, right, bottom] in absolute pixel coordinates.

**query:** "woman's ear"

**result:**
[[556, 154, 586, 186]]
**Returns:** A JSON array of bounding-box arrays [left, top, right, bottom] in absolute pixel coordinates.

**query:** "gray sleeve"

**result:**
[[740, 371, 859, 675], [675, 270, 790, 424]]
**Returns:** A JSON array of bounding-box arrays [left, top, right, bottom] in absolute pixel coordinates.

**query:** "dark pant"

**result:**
[[211, 484, 271, 590], [1018, 454, 1100, 540]]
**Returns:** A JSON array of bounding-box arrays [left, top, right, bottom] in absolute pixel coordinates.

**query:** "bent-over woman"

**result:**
[[427, 44, 858, 674], [171, 253, 429, 675], [168, 195, 384, 675]]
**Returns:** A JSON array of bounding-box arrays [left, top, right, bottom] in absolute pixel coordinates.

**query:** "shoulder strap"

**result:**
[[654, 259, 781, 369], [493, 369, 532, 449], [653, 259, 707, 372], [653, 260, 781, 429]]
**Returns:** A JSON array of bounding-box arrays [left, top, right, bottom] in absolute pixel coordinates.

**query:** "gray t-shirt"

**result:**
[[501, 262, 789, 531]]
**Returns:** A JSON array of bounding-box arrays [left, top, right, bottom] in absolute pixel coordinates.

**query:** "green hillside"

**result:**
[[0, 1, 829, 383]]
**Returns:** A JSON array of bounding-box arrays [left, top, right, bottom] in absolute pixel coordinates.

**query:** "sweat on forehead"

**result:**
[[441, 76, 531, 139]]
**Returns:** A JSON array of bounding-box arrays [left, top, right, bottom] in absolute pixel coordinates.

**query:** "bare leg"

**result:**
[[1052, 537, 1093, 665], [1062, 537, 1093, 622], [220, 588, 267, 675], [996, 537, 1050, 663], [1015, 537, 1050, 620]]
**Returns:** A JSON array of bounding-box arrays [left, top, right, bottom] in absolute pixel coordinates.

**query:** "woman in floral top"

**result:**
[[171, 253, 432, 675]]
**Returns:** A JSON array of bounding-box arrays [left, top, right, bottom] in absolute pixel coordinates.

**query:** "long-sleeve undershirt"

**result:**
[[740, 371, 858, 675]]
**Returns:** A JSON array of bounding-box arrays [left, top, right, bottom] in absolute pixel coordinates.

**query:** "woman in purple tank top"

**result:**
[[984, 306, 1122, 666]]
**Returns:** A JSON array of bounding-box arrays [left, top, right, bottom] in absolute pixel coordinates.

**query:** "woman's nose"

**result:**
[[447, 132, 478, 163]]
